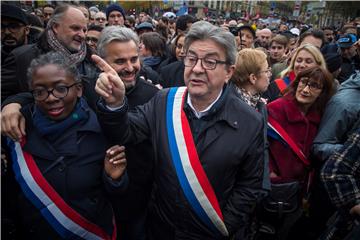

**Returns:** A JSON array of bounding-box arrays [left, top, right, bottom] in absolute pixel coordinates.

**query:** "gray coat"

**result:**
[[312, 72, 360, 161]]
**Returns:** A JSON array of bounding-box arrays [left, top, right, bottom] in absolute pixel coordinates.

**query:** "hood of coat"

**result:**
[[338, 72, 360, 91]]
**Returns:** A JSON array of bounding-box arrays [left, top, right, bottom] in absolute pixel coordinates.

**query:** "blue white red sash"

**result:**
[[166, 87, 228, 236], [8, 138, 116, 240], [267, 115, 310, 166]]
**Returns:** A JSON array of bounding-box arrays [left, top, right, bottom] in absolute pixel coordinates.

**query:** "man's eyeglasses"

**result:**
[[86, 36, 98, 44], [184, 55, 228, 70], [1, 23, 25, 33], [31, 83, 80, 101], [95, 17, 106, 21], [298, 77, 323, 91]]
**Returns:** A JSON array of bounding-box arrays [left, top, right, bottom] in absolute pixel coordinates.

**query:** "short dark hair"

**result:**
[[299, 29, 325, 47], [140, 32, 167, 57], [283, 66, 335, 114], [176, 15, 196, 33], [322, 26, 334, 31], [88, 24, 103, 32], [27, 52, 80, 87], [160, 16, 169, 25], [43, 4, 55, 10], [126, 16, 135, 25]]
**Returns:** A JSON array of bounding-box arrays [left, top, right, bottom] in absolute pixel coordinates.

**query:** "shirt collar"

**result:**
[[186, 89, 223, 119]]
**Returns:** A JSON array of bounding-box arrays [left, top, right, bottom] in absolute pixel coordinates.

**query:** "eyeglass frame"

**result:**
[[31, 82, 80, 101], [184, 54, 228, 70], [298, 77, 323, 91], [1, 22, 26, 33]]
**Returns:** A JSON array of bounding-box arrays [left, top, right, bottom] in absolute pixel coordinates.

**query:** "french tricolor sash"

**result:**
[[7, 138, 116, 240], [166, 87, 229, 237], [267, 116, 315, 193], [267, 115, 310, 166]]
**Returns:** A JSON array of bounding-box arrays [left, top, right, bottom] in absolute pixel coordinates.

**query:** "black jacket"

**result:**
[[1, 77, 160, 221], [97, 85, 264, 239], [337, 55, 360, 83], [159, 61, 185, 88], [109, 77, 159, 220], [10, 101, 127, 239], [1, 33, 98, 108]]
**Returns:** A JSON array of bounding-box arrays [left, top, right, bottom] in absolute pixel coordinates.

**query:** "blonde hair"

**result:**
[[232, 48, 268, 87], [280, 44, 326, 78]]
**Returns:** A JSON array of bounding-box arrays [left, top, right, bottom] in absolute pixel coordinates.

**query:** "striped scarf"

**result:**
[[46, 27, 86, 66]]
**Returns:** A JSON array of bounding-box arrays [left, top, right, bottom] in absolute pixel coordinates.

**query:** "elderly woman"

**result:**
[[231, 48, 272, 239], [232, 48, 271, 109], [266, 66, 336, 240], [264, 44, 327, 102], [5, 52, 127, 239], [232, 48, 272, 192]]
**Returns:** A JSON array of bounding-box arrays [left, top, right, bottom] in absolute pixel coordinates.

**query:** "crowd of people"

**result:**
[[1, 2, 360, 240]]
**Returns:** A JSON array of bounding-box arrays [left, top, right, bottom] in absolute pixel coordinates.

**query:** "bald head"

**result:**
[[256, 28, 272, 48]]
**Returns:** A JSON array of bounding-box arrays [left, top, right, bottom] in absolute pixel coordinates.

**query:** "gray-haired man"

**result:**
[[94, 21, 264, 239]]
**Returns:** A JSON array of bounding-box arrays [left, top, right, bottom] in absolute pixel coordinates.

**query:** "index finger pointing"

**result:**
[[92, 54, 117, 75]]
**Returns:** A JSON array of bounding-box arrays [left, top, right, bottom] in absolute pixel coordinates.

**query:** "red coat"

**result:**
[[267, 96, 321, 184]]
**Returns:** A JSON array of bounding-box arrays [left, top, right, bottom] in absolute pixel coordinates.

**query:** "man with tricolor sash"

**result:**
[[94, 21, 265, 239]]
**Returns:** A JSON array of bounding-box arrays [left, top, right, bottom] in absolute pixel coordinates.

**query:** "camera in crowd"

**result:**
[[229, 26, 239, 36]]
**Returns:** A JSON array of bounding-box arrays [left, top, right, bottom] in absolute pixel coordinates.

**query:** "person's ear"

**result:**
[[76, 83, 83, 97], [249, 73, 257, 85], [52, 22, 59, 34], [24, 26, 30, 36], [224, 65, 235, 83]]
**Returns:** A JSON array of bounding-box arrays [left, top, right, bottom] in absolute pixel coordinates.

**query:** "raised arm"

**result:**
[[92, 54, 126, 108]]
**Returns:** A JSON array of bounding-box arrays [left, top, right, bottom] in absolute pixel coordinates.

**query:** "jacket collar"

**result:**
[[282, 97, 321, 124], [21, 102, 101, 159], [183, 84, 239, 129]]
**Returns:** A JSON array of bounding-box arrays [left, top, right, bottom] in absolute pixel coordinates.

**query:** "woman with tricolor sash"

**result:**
[[266, 66, 336, 239], [4, 52, 128, 239], [263, 44, 327, 103]]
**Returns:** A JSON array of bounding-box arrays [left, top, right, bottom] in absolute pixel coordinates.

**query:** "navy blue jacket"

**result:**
[[10, 101, 127, 239], [97, 85, 264, 239]]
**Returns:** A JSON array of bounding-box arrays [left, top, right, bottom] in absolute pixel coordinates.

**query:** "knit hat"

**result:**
[[105, 4, 126, 20], [1, 4, 29, 25], [324, 53, 342, 73]]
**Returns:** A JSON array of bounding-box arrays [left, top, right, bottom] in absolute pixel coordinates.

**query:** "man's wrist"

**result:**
[[106, 100, 125, 111]]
